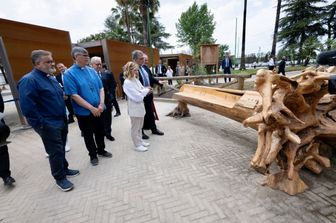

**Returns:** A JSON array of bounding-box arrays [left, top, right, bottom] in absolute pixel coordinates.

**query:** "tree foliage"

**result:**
[[278, 0, 327, 64], [322, 0, 336, 49], [176, 2, 216, 57], [78, 0, 172, 50]]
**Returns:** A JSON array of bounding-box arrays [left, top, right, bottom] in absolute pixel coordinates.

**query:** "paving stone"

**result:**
[[0, 100, 336, 222]]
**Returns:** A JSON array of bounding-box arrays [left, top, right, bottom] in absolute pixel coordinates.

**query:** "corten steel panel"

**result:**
[[0, 18, 73, 83], [178, 54, 193, 66], [160, 53, 193, 67], [105, 39, 159, 96]]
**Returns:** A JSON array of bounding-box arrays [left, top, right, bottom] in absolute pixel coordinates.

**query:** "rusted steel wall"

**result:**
[[105, 39, 159, 97], [0, 18, 73, 83], [178, 54, 193, 66], [105, 39, 159, 77]]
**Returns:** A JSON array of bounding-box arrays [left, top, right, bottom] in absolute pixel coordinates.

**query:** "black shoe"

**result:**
[[90, 157, 99, 166], [142, 132, 149, 140], [106, 135, 115, 141], [3, 176, 15, 186], [114, 113, 121, 117], [98, 151, 113, 158], [152, 129, 164, 135]]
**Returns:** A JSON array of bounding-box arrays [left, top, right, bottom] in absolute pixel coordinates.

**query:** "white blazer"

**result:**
[[123, 78, 150, 117]]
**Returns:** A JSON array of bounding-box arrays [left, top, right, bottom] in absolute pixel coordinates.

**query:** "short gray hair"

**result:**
[[71, 46, 88, 59], [90, 56, 101, 65], [31, 50, 51, 65], [132, 50, 143, 61]]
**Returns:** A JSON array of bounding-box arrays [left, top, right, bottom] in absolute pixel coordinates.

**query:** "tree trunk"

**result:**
[[139, 4, 148, 46], [271, 0, 282, 56], [240, 0, 247, 70]]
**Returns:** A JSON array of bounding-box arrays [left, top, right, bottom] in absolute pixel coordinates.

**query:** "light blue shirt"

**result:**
[[64, 64, 103, 116]]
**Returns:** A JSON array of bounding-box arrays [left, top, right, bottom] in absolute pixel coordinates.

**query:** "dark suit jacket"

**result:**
[[139, 65, 161, 88], [101, 71, 116, 103], [221, 58, 233, 69], [155, 64, 167, 76], [55, 73, 64, 89]]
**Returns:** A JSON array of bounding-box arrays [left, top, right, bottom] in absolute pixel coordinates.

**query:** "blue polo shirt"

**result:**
[[18, 68, 66, 129], [64, 64, 103, 116]]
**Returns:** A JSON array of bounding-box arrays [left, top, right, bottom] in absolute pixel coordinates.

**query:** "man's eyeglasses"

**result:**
[[95, 63, 102, 66]]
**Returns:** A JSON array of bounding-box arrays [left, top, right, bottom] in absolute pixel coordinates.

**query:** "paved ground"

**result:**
[[1, 90, 336, 222]]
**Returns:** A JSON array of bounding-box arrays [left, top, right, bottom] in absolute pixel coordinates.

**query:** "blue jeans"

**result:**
[[35, 124, 69, 181]]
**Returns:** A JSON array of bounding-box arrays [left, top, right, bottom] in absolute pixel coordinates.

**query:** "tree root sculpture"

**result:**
[[166, 101, 190, 118], [243, 68, 336, 195]]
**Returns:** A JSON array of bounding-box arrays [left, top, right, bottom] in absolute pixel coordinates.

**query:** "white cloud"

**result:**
[[1, 0, 320, 55]]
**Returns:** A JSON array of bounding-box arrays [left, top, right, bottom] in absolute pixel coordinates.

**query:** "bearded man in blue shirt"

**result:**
[[18, 50, 79, 192]]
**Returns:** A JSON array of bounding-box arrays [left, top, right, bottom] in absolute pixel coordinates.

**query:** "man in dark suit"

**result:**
[[102, 64, 121, 117], [91, 57, 115, 141], [278, 56, 286, 76], [155, 59, 167, 77], [221, 53, 233, 83], [56, 63, 75, 123], [132, 50, 164, 139]]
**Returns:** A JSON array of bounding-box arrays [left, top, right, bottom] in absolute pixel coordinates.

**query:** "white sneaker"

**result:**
[[142, 141, 150, 147], [134, 145, 148, 152], [65, 144, 71, 152]]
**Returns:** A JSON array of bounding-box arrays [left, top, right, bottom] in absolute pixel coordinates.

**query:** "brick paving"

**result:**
[[0, 99, 336, 223]]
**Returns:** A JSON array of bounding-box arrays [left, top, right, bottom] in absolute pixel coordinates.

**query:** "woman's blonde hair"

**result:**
[[123, 61, 139, 79]]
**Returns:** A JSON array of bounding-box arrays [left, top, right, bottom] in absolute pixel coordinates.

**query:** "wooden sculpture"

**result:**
[[169, 67, 336, 195]]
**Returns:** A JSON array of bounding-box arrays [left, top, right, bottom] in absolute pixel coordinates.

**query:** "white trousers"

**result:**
[[130, 117, 144, 147]]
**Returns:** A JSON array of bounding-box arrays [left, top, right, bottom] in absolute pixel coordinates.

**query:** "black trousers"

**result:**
[[143, 94, 157, 132], [77, 114, 105, 159], [104, 102, 112, 136], [65, 97, 75, 120], [0, 145, 11, 180], [111, 91, 120, 114], [223, 67, 231, 83]]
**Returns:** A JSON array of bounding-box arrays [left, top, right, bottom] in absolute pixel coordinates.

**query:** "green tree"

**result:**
[[322, 1, 336, 49], [137, 0, 160, 46], [176, 2, 216, 57], [78, 0, 172, 50], [219, 44, 229, 61], [302, 36, 322, 65], [278, 0, 326, 64]]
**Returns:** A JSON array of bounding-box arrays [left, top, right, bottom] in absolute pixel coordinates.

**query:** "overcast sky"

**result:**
[[0, 0, 317, 55]]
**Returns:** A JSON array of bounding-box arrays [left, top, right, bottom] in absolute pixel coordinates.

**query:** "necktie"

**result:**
[[140, 67, 149, 86]]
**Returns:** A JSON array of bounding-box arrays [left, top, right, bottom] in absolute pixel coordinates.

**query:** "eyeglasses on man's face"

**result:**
[[43, 60, 54, 65]]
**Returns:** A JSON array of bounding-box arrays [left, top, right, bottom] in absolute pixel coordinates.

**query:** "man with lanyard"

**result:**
[[132, 50, 164, 140], [64, 47, 112, 166]]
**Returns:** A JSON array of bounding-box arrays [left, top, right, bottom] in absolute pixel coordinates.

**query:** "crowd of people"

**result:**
[[1, 47, 165, 192]]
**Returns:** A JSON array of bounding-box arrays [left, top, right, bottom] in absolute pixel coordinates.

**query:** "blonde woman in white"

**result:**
[[123, 62, 152, 152]]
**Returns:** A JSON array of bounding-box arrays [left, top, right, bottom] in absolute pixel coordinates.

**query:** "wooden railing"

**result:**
[[155, 73, 252, 90]]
